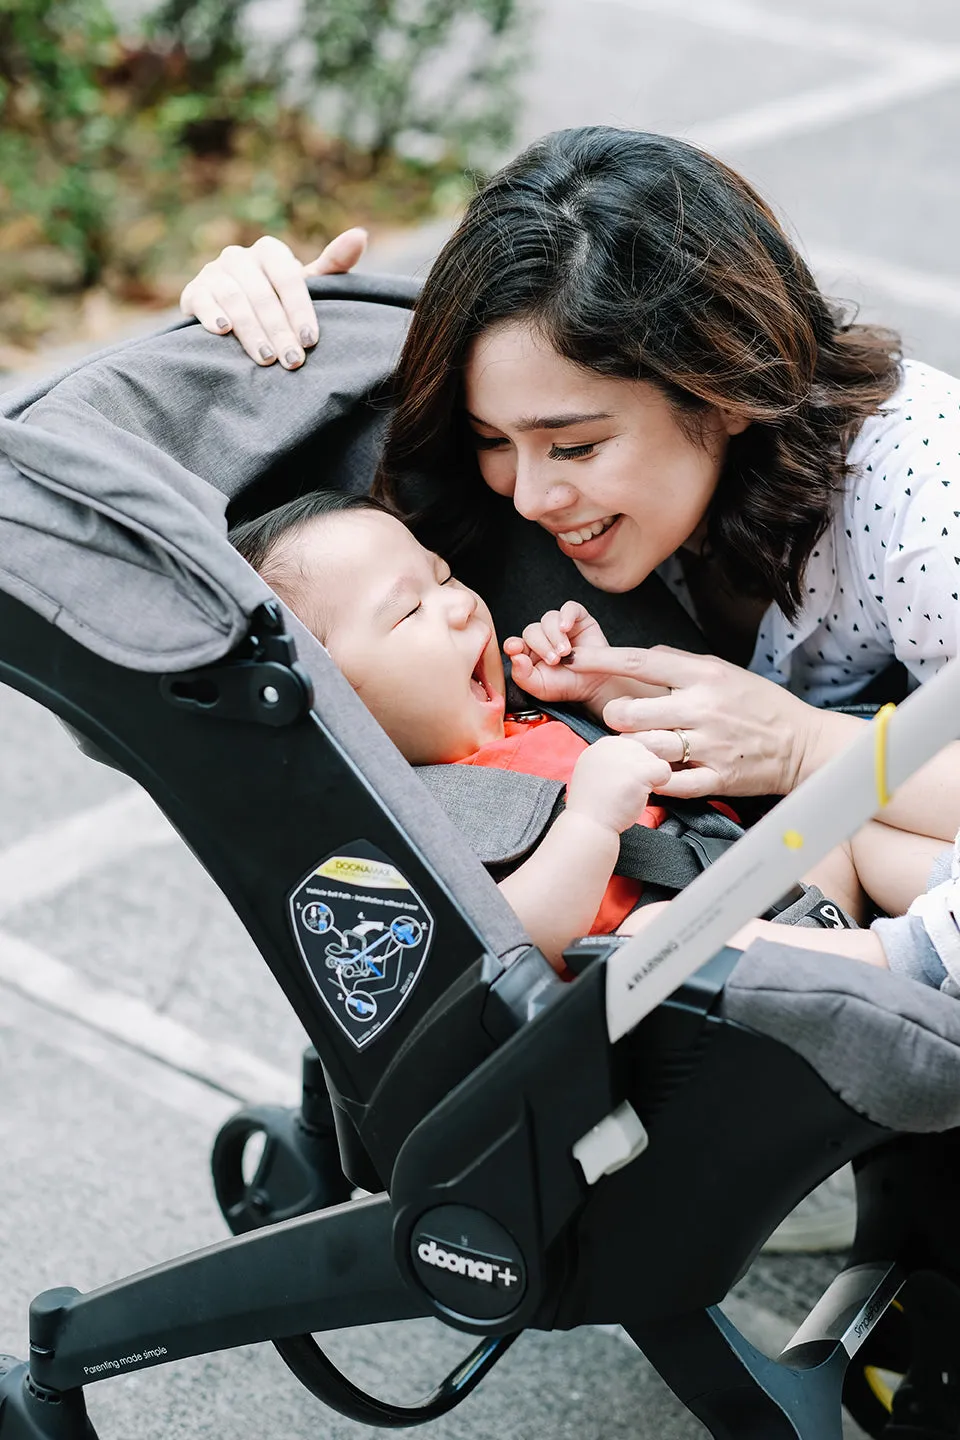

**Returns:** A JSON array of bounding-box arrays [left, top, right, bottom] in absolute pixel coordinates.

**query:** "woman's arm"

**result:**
[[799, 708, 960, 844]]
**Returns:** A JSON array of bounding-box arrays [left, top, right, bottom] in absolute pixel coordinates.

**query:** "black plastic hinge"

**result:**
[[160, 602, 314, 727]]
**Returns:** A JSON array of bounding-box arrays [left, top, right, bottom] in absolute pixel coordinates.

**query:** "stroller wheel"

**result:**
[[211, 1103, 352, 1235], [843, 1299, 909, 1438]]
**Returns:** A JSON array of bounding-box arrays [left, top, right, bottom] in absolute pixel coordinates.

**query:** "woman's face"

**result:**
[[463, 322, 748, 593]]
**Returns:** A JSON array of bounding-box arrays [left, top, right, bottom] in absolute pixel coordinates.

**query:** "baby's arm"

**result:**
[[498, 737, 672, 969]]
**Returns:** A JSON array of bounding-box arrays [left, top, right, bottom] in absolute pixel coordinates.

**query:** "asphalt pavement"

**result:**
[[6, 1, 960, 1435]]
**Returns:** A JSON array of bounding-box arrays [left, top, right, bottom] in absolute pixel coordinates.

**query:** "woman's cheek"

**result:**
[[477, 450, 515, 497]]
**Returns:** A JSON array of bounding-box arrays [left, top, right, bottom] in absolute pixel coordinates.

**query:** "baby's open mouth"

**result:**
[[470, 658, 492, 702]]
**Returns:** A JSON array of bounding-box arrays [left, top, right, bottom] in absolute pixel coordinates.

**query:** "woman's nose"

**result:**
[[512, 457, 577, 522]]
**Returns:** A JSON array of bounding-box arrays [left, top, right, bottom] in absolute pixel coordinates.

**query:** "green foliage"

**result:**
[[296, 0, 524, 171], [0, 0, 122, 285], [0, 0, 524, 349]]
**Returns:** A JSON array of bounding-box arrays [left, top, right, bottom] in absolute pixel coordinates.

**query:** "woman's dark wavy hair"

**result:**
[[376, 127, 901, 621]]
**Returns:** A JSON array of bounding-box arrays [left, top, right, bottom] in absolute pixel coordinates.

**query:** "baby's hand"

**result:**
[[504, 602, 610, 705], [565, 735, 672, 836]]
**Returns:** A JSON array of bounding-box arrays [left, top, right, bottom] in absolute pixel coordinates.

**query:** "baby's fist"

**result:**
[[566, 736, 672, 835]]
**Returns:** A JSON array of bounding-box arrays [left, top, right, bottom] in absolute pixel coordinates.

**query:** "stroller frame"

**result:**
[[2, 280, 960, 1439], [2, 584, 960, 1440]]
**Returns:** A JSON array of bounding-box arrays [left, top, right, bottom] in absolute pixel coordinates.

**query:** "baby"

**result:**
[[232, 490, 960, 990], [231, 490, 673, 965]]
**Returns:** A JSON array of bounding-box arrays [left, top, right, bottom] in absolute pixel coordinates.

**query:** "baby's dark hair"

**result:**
[[230, 489, 397, 640]]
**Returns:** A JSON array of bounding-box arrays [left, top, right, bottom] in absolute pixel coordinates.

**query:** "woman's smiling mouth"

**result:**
[[554, 514, 622, 560]]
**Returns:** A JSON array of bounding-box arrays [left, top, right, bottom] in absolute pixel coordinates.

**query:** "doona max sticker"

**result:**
[[289, 841, 434, 1049]]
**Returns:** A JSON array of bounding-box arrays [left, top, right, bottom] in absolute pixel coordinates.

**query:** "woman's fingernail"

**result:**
[[258, 342, 275, 361], [215, 315, 230, 330], [300, 326, 317, 346], [284, 348, 303, 367]]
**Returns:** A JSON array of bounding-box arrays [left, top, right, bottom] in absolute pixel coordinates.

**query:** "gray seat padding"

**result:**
[[725, 938, 960, 1132]]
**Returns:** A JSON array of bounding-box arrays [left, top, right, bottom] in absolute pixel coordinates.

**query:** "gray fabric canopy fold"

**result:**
[[0, 279, 414, 671], [0, 404, 269, 670]]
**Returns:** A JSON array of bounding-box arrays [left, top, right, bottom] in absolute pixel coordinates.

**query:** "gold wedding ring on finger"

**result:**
[[674, 728, 692, 766]]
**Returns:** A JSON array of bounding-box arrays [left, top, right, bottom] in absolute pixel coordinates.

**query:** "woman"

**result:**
[[180, 126, 960, 849]]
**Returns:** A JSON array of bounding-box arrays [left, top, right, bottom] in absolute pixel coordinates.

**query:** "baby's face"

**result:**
[[292, 510, 506, 764]]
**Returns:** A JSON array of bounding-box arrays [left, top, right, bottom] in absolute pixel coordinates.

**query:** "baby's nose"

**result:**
[[447, 586, 478, 625]]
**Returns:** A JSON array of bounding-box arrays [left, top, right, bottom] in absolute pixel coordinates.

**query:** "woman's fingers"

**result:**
[[602, 693, 679, 733], [651, 765, 721, 800], [250, 235, 320, 351], [178, 276, 233, 336], [621, 727, 691, 766], [228, 237, 311, 366], [178, 227, 368, 368], [303, 227, 369, 276], [565, 643, 708, 687], [179, 237, 312, 367]]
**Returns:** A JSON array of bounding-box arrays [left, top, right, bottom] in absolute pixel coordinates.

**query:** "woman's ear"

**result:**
[[721, 410, 751, 437]]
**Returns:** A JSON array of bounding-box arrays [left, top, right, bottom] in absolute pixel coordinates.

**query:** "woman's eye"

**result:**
[[548, 442, 596, 460], [402, 602, 422, 621], [473, 434, 509, 451]]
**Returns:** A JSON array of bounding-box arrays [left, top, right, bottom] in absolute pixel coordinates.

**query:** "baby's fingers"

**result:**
[[557, 600, 590, 640], [522, 619, 566, 664]]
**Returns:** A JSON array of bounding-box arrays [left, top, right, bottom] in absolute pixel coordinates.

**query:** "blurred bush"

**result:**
[[0, 0, 524, 354]]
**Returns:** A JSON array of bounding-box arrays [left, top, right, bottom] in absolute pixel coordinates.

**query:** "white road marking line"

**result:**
[[688, 56, 960, 155], [810, 246, 960, 321], [587, 0, 960, 155], [0, 987, 238, 1129], [0, 789, 178, 918], [0, 929, 298, 1106], [586, 0, 958, 67]]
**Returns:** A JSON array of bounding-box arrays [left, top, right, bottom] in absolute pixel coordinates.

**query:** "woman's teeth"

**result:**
[[558, 515, 618, 546]]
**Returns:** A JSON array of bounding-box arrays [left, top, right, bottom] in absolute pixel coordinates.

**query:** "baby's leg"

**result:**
[[848, 820, 951, 917], [803, 821, 950, 925], [801, 839, 866, 924]]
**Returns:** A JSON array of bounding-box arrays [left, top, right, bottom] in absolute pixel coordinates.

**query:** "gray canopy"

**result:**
[[0, 277, 415, 670]]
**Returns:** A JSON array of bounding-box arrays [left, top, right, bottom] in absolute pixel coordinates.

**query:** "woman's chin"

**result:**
[[573, 556, 645, 593]]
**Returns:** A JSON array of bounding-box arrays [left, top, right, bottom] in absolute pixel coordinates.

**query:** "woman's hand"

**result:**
[[504, 602, 668, 715], [565, 643, 819, 799], [178, 228, 368, 369]]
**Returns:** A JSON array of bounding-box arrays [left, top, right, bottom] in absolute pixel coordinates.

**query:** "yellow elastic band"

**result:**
[[873, 702, 896, 809]]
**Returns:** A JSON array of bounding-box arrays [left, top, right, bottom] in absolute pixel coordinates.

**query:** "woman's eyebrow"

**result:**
[[467, 410, 613, 432]]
